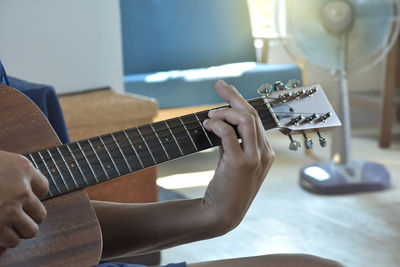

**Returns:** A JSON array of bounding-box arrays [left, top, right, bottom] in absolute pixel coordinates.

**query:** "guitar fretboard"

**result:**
[[26, 98, 277, 200]]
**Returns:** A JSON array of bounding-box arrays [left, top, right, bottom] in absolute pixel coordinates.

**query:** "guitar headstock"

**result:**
[[260, 81, 341, 151]]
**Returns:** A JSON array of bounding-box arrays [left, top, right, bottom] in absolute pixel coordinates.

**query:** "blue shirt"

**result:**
[[0, 59, 9, 85]]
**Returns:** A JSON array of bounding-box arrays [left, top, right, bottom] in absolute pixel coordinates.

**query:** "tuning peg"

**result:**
[[305, 113, 317, 124], [305, 87, 318, 97], [285, 79, 301, 90], [279, 92, 292, 103], [288, 134, 302, 151], [303, 133, 313, 150], [291, 115, 303, 126], [274, 81, 284, 91], [292, 89, 305, 99], [317, 131, 327, 147], [319, 112, 331, 122], [258, 84, 274, 96]]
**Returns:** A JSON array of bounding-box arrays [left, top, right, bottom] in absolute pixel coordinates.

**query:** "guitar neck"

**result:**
[[27, 97, 277, 200]]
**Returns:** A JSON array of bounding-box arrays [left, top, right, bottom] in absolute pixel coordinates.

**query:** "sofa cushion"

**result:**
[[124, 62, 302, 108]]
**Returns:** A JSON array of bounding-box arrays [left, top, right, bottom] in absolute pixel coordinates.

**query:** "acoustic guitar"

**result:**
[[0, 82, 340, 266]]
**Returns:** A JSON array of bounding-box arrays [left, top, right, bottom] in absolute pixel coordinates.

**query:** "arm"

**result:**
[[0, 150, 48, 250], [94, 80, 275, 260]]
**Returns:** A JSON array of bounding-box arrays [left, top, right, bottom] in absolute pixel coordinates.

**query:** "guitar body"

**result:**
[[0, 85, 102, 266]]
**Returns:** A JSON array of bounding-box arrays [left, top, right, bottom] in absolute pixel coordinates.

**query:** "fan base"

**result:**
[[299, 160, 390, 194]]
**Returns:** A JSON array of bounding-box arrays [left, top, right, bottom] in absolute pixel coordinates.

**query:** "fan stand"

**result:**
[[299, 66, 391, 193], [299, 1, 391, 194]]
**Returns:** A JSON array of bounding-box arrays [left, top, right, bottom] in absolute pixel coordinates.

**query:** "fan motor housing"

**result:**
[[321, 0, 354, 33]]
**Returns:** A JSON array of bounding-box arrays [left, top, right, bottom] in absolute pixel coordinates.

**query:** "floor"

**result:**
[[155, 117, 400, 267]]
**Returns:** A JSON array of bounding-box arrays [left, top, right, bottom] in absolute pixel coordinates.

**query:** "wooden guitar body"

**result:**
[[0, 85, 102, 266]]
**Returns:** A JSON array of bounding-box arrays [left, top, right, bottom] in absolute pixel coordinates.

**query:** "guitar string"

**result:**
[[28, 100, 271, 160], [28, 106, 325, 171], [34, 95, 332, 198], [28, 104, 328, 172], [29, 102, 330, 190], [29, 128, 275, 190]]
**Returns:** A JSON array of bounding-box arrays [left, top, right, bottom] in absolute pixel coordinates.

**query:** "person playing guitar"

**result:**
[[0, 60, 342, 267]]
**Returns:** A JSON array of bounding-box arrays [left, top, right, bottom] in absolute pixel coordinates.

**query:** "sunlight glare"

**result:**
[[157, 170, 215, 189]]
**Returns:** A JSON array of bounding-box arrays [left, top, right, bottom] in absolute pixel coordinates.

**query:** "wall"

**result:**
[[0, 0, 388, 112], [0, 0, 124, 94]]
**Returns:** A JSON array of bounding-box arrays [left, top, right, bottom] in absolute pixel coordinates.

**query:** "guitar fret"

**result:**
[[194, 113, 213, 147], [46, 148, 79, 191], [253, 98, 276, 129], [195, 111, 221, 146], [137, 125, 171, 164], [28, 153, 55, 197], [165, 122, 184, 156], [122, 130, 145, 169], [77, 142, 101, 183], [111, 133, 133, 172], [136, 127, 158, 165], [51, 148, 79, 188], [150, 124, 171, 160], [66, 143, 90, 186], [44, 150, 71, 191], [260, 115, 276, 129], [165, 118, 197, 155], [152, 121, 184, 159], [28, 153, 39, 169], [180, 114, 211, 151], [87, 139, 110, 179], [101, 134, 131, 175], [37, 151, 63, 194], [178, 117, 199, 151], [99, 136, 121, 177]]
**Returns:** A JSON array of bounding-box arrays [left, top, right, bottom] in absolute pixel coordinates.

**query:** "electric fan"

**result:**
[[275, 0, 400, 194]]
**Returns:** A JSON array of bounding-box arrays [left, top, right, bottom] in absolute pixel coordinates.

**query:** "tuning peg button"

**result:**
[[288, 134, 302, 151], [317, 132, 327, 147], [274, 81, 284, 91], [303, 133, 313, 150], [258, 84, 274, 96], [285, 79, 301, 90]]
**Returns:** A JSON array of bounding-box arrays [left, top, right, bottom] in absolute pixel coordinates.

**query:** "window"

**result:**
[[247, 0, 275, 38]]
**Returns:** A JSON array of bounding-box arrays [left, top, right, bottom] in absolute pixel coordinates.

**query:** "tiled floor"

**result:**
[[157, 124, 400, 267]]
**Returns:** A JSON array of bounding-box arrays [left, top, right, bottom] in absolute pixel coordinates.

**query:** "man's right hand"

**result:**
[[0, 150, 48, 249]]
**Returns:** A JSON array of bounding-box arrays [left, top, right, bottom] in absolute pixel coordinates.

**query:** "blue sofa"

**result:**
[[120, 0, 301, 108]]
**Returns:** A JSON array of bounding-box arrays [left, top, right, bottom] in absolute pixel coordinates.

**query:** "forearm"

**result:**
[[92, 198, 229, 260], [93, 81, 274, 261]]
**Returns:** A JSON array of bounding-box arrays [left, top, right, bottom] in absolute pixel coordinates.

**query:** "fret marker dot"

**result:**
[[71, 164, 75, 167], [166, 138, 169, 141], [194, 130, 198, 133], [107, 165, 111, 169], [139, 145, 142, 149], [52, 169, 56, 173], [98, 145, 101, 149]]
